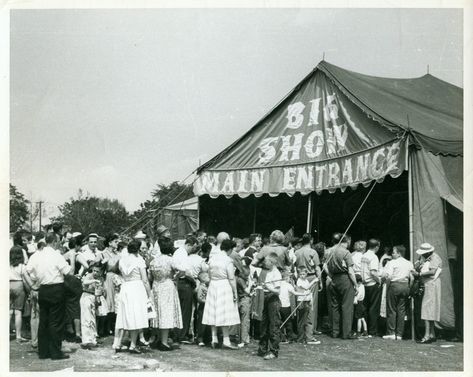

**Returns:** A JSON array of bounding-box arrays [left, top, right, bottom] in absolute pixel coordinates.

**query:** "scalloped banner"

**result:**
[[194, 138, 406, 198]]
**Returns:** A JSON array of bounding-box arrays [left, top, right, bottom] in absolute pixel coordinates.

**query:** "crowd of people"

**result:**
[[9, 224, 443, 361]]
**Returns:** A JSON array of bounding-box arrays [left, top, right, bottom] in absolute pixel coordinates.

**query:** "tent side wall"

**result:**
[[411, 148, 463, 329]]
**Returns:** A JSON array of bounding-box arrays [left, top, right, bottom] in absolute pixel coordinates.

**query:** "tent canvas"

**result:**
[[194, 61, 462, 329]]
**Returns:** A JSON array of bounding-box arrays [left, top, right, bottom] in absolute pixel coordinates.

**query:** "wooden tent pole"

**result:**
[[306, 193, 314, 233], [408, 143, 415, 341], [252, 196, 257, 233]]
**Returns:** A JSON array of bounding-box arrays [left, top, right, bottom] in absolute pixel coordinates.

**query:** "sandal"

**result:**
[[128, 346, 142, 354], [417, 337, 432, 344]]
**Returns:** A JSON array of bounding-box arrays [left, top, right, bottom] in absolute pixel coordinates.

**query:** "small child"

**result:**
[[195, 271, 210, 346], [251, 253, 282, 360], [296, 266, 319, 344], [278, 267, 298, 343], [354, 274, 367, 336], [236, 264, 251, 347], [80, 263, 105, 349], [93, 266, 108, 338]]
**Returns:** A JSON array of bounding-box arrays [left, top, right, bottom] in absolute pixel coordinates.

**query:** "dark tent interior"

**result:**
[[199, 172, 409, 252]]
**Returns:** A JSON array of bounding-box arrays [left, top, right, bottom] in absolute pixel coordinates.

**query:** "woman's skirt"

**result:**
[[115, 280, 149, 330], [421, 278, 441, 321], [151, 279, 183, 329], [202, 279, 240, 327], [10, 281, 25, 311], [104, 272, 117, 313]]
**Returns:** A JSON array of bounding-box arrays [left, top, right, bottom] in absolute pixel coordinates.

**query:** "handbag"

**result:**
[[409, 278, 424, 298], [147, 298, 157, 320]]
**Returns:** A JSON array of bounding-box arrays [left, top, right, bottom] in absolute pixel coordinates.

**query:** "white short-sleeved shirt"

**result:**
[[351, 251, 363, 275], [279, 280, 296, 307], [26, 246, 71, 285], [361, 249, 379, 286], [384, 257, 414, 283], [296, 278, 312, 302]]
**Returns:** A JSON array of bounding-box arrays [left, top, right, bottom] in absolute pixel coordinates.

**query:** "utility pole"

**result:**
[[38, 201, 43, 231]]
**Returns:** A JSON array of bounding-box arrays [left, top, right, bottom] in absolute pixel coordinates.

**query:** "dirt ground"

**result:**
[[9, 334, 463, 372]]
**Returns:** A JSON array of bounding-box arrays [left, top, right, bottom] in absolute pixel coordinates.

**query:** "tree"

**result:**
[[151, 181, 194, 208], [9, 184, 29, 233], [51, 190, 130, 236], [128, 181, 194, 238]]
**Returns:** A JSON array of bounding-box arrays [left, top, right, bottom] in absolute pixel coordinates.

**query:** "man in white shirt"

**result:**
[[172, 236, 199, 343], [26, 233, 72, 360], [351, 240, 366, 275], [382, 245, 413, 340], [76, 233, 101, 275], [360, 238, 381, 336]]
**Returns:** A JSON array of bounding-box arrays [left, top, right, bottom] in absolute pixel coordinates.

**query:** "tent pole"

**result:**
[[408, 144, 415, 341], [306, 193, 313, 233], [252, 196, 257, 233]]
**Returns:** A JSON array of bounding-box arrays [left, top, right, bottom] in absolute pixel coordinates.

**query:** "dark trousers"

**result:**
[[297, 301, 311, 342], [386, 282, 409, 337], [258, 294, 281, 357], [176, 279, 194, 341], [38, 283, 66, 359], [328, 274, 355, 339], [364, 283, 381, 336], [280, 306, 296, 341], [195, 303, 211, 343]]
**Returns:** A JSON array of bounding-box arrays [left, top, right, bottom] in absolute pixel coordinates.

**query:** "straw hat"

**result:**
[[416, 242, 435, 255], [156, 225, 169, 236]]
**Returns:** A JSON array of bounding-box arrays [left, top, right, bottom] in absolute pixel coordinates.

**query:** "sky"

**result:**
[[10, 8, 463, 220]]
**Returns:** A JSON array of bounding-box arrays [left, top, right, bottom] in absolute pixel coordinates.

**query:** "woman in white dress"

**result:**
[[116, 240, 151, 354], [202, 239, 240, 349]]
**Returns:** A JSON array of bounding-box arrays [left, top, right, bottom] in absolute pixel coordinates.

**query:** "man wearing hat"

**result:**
[[76, 233, 102, 275]]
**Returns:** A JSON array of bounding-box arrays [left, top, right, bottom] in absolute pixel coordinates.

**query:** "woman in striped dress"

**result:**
[[202, 239, 240, 349]]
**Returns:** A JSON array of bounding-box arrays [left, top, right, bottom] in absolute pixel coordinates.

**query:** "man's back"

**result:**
[[258, 244, 290, 269], [295, 245, 319, 274]]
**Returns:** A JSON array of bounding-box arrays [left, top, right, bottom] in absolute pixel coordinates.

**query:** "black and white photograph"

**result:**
[[2, 1, 470, 374]]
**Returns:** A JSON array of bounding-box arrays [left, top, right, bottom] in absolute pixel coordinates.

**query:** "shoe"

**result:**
[[417, 337, 433, 344], [198, 342, 205, 347], [157, 342, 173, 351], [137, 339, 150, 347], [313, 330, 323, 335], [73, 336, 82, 344], [128, 347, 142, 354], [16, 337, 29, 343], [237, 342, 246, 348], [222, 343, 238, 350], [180, 339, 193, 344], [51, 353, 70, 360], [280, 340, 289, 344], [307, 340, 321, 345], [344, 334, 358, 340], [80, 343, 95, 350], [383, 334, 396, 340], [263, 353, 277, 360], [395, 336, 403, 340]]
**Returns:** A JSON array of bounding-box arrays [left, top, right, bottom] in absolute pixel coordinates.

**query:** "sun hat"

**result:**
[[72, 232, 82, 238], [156, 225, 169, 236], [416, 242, 435, 255], [134, 230, 147, 240]]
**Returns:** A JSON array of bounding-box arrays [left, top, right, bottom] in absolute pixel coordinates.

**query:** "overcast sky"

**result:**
[[10, 8, 462, 218]]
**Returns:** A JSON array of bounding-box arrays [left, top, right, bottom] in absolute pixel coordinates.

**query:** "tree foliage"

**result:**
[[9, 184, 29, 233], [51, 189, 130, 236], [151, 181, 194, 208], [128, 181, 194, 238]]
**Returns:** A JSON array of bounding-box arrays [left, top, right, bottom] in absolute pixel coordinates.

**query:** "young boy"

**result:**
[[354, 274, 367, 337], [279, 267, 298, 343], [250, 253, 282, 360], [236, 262, 251, 347], [80, 263, 105, 349], [296, 266, 320, 344], [195, 271, 210, 346]]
